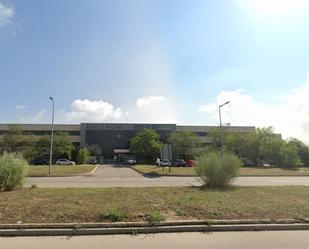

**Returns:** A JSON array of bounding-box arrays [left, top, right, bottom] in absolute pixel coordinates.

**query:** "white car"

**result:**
[[127, 158, 137, 165], [160, 159, 171, 167], [56, 159, 76, 166]]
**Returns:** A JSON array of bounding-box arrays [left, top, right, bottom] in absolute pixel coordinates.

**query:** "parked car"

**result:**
[[258, 160, 272, 167], [56, 159, 76, 166], [31, 157, 49, 165], [127, 158, 137, 165], [172, 159, 186, 167], [87, 158, 97, 164], [186, 160, 195, 167], [244, 160, 256, 167], [261, 163, 271, 167], [160, 159, 171, 167]]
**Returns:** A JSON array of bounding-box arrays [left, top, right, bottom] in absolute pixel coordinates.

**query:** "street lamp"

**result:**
[[49, 97, 55, 175], [219, 101, 230, 156]]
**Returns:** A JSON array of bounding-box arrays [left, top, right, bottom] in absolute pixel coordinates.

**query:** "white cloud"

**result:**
[[15, 105, 27, 110], [65, 99, 128, 123], [199, 73, 309, 143], [0, 1, 14, 26], [136, 96, 165, 107], [131, 95, 176, 123], [19, 109, 46, 123], [63, 96, 177, 124]]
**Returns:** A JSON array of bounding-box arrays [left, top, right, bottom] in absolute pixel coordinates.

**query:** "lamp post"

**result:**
[[219, 101, 230, 157], [49, 97, 55, 175]]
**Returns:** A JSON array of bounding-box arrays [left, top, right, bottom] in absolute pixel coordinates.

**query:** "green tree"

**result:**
[[168, 131, 200, 160], [224, 127, 301, 167], [288, 138, 309, 166], [130, 129, 161, 162], [225, 132, 258, 164], [207, 127, 229, 150], [257, 128, 300, 167], [36, 132, 74, 160], [0, 125, 36, 161], [88, 144, 102, 157], [281, 142, 301, 167], [77, 148, 91, 164]]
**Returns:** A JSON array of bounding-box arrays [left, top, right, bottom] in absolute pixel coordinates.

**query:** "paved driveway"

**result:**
[[26, 164, 200, 188], [25, 164, 309, 188]]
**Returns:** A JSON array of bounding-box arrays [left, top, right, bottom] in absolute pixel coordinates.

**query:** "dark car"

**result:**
[[31, 157, 49, 165], [172, 159, 186, 167], [87, 158, 97, 164]]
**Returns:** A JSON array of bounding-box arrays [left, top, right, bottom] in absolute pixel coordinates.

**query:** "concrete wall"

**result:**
[[0, 124, 81, 143], [176, 125, 255, 133], [0, 124, 80, 131]]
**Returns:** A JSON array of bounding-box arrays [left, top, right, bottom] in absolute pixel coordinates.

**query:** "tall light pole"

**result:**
[[49, 97, 55, 175], [219, 101, 230, 157]]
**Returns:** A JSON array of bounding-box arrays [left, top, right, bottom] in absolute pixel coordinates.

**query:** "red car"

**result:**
[[186, 160, 195, 167]]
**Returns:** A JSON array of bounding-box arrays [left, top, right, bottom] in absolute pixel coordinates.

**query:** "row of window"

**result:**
[[0, 130, 80, 136], [85, 123, 175, 131], [195, 132, 208, 136]]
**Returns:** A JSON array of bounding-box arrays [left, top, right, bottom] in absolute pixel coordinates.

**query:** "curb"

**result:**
[[2, 224, 309, 237], [84, 165, 99, 176], [130, 167, 309, 178], [130, 166, 195, 178], [1, 219, 309, 237]]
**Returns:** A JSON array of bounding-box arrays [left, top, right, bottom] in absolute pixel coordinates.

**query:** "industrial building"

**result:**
[[0, 123, 255, 159]]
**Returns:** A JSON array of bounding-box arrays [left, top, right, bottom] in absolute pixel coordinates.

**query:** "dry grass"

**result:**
[[27, 165, 96, 177], [1, 186, 309, 223]]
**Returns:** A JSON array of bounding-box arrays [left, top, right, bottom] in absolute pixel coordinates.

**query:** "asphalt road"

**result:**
[[25, 164, 309, 188], [2, 231, 309, 249]]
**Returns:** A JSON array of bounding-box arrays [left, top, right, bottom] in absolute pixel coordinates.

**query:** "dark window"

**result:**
[[195, 132, 208, 136]]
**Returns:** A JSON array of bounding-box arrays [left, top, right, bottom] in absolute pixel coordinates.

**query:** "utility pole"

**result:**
[[219, 101, 230, 157], [49, 97, 55, 175]]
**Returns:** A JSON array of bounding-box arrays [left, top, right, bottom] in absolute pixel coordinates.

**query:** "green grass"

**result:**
[[1, 186, 309, 223], [133, 165, 309, 176], [27, 165, 96, 177]]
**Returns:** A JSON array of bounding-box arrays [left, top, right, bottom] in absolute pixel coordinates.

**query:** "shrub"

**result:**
[[30, 183, 37, 188], [145, 211, 165, 225], [195, 151, 241, 187], [99, 210, 129, 222], [175, 210, 187, 217], [77, 148, 91, 165], [0, 152, 28, 191]]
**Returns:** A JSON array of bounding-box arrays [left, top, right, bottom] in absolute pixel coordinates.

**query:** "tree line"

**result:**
[[130, 127, 309, 167], [0, 126, 91, 164], [2, 125, 309, 167]]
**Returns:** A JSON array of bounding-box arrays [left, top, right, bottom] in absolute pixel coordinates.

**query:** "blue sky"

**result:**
[[1, 0, 309, 141]]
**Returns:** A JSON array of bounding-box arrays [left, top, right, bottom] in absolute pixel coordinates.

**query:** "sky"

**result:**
[[1, 0, 309, 142]]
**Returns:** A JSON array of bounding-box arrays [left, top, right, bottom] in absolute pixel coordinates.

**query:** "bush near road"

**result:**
[[195, 152, 241, 187], [0, 152, 28, 191]]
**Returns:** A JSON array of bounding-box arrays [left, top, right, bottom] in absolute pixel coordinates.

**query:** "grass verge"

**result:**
[[1, 186, 309, 223], [27, 165, 96, 177], [133, 165, 309, 176]]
